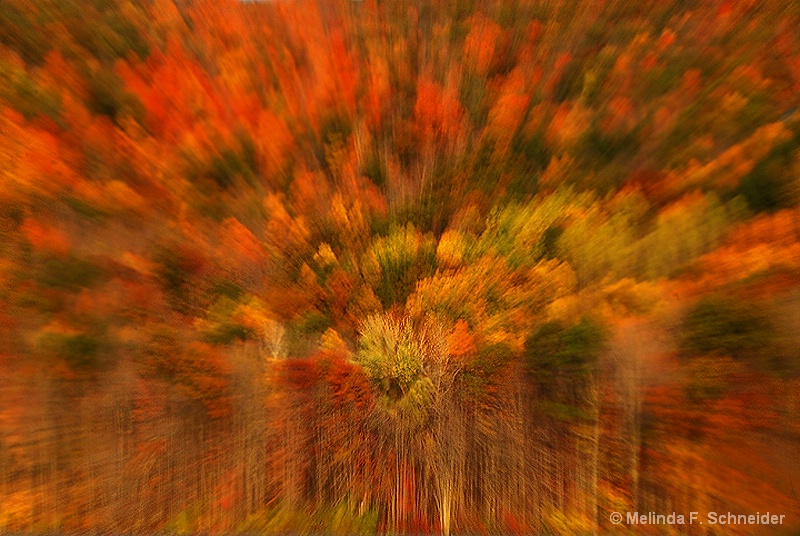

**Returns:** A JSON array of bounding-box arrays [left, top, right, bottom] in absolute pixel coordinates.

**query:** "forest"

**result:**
[[1, 0, 800, 533]]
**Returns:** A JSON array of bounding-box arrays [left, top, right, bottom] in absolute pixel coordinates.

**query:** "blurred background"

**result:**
[[1, 0, 800, 533]]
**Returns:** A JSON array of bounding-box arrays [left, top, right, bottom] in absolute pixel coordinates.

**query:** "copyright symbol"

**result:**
[[610, 512, 623, 524]]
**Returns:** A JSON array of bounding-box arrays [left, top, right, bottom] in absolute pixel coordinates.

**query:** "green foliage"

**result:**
[[513, 130, 551, 172], [554, 188, 650, 283], [236, 502, 379, 535], [54, 333, 102, 368], [394, 180, 455, 235], [525, 318, 605, 412], [62, 195, 109, 220], [87, 68, 145, 124], [199, 297, 254, 345], [365, 224, 437, 308], [357, 315, 420, 398], [642, 62, 682, 99], [211, 280, 244, 300], [34, 254, 103, 290], [560, 318, 605, 363], [733, 91, 776, 140], [475, 342, 513, 376], [299, 311, 331, 335], [556, 205, 638, 284], [463, 342, 513, 404], [460, 71, 489, 128], [640, 194, 744, 280], [540, 225, 563, 259], [0, 67, 61, 121], [11, 280, 61, 313], [39, 328, 108, 370], [737, 138, 799, 212], [96, 6, 150, 60], [480, 189, 593, 267], [362, 150, 387, 188], [526, 318, 604, 374], [88, 68, 125, 119], [538, 400, 595, 422], [356, 314, 434, 424], [165, 504, 201, 534], [577, 122, 641, 168], [55, 0, 149, 62], [208, 147, 255, 189], [154, 246, 205, 315], [320, 113, 353, 149], [0, 3, 51, 65], [2, 0, 800, 532], [553, 60, 583, 103], [738, 168, 783, 213], [467, 141, 502, 193], [680, 296, 774, 361]]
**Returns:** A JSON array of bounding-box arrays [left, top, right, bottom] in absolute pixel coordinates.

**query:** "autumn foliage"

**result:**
[[1, 0, 800, 533]]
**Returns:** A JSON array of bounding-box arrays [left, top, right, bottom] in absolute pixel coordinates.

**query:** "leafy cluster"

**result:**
[[1, 0, 800, 533]]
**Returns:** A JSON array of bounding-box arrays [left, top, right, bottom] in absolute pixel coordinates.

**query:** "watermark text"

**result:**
[[608, 511, 786, 526]]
